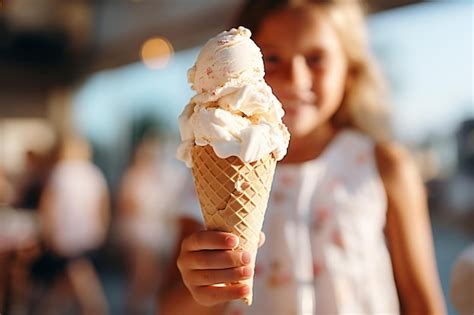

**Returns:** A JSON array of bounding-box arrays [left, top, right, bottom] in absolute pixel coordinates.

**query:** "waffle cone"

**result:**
[[191, 145, 277, 305]]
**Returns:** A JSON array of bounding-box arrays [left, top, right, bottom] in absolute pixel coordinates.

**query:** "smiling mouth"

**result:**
[[277, 90, 317, 104], [282, 100, 318, 116]]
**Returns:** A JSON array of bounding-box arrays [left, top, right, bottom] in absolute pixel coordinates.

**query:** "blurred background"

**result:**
[[0, 0, 472, 314]]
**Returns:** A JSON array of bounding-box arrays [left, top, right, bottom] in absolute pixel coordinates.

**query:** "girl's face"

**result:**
[[256, 7, 349, 138]]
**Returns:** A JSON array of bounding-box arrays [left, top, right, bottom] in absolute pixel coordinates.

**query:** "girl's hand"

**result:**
[[176, 231, 264, 306]]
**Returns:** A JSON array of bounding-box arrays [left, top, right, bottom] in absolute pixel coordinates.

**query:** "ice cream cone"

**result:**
[[191, 144, 276, 305], [177, 27, 289, 306]]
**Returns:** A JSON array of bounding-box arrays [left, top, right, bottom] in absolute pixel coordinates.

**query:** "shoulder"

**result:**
[[375, 142, 414, 174], [375, 141, 418, 173], [374, 142, 425, 200]]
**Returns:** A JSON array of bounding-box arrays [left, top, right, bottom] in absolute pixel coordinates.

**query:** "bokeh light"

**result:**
[[140, 37, 173, 70]]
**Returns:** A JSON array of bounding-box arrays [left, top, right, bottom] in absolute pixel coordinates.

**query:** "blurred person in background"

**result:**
[[450, 244, 474, 315], [160, 1, 446, 315], [0, 165, 15, 206], [31, 135, 110, 315], [0, 208, 41, 315], [14, 148, 55, 212], [1, 146, 51, 314], [0, 164, 15, 313], [118, 135, 180, 315], [118, 134, 186, 314], [445, 119, 474, 215]]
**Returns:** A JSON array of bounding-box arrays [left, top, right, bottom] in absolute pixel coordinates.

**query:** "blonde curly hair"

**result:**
[[235, 0, 391, 140]]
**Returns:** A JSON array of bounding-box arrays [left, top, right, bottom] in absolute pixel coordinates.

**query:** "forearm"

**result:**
[[401, 299, 446, 315], [158, 282, 226, 315], [377, 144, 446, 315], [399, 269, 446, 315]]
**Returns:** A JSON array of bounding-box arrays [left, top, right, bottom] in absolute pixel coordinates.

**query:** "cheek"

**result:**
[[283, 104, 319, 137], [264, 73, 283, 93], [314, 63, 348, 116]]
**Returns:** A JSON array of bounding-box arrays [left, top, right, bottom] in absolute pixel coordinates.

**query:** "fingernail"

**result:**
[[240, 285, 250, 295], [242, 266, 252, 277], [226, 235, 238, 248], [241, 252, 251, 264]]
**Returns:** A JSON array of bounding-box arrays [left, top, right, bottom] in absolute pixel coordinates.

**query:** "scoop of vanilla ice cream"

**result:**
[[177, 27, 289, 167], [188, 27, 264, 94]]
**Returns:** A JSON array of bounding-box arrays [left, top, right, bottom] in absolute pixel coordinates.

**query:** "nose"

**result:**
[[288, 55, 312, 91]]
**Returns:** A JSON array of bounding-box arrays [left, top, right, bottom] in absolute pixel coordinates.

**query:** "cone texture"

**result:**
[[191, 145, 276, 305]]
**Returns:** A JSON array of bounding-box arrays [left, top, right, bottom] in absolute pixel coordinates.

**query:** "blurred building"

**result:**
[[457, 119, 474, 176], [0, 0, 421, 117]]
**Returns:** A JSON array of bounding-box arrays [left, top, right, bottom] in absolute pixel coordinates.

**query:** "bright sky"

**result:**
[[369, 1, 473, 141], [73, 1, 473, 145]]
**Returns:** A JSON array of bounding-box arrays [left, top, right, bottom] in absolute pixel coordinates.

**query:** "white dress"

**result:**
[[180, 130, 400, 315], [120, 152, 186, 254], [43, 160, 108, 257]]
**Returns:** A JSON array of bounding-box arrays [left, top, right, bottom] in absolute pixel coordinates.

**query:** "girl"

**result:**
[[160, 1, 446, 314]]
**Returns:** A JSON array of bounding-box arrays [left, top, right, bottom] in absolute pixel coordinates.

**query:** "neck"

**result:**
[[282, 122, 339, 164]]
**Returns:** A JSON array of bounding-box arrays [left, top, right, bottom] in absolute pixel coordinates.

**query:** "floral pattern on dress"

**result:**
[[266, 260, 293, 288], [312, 207, 331, 231], [331, 229, 344, 248], [327, 178, 344, 192], [356, 152, 370, 165], [279, 173, 295, 187], [313, 261, 324, 278], [272, 190, 286, 205], [254, 263, 264, 277]]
